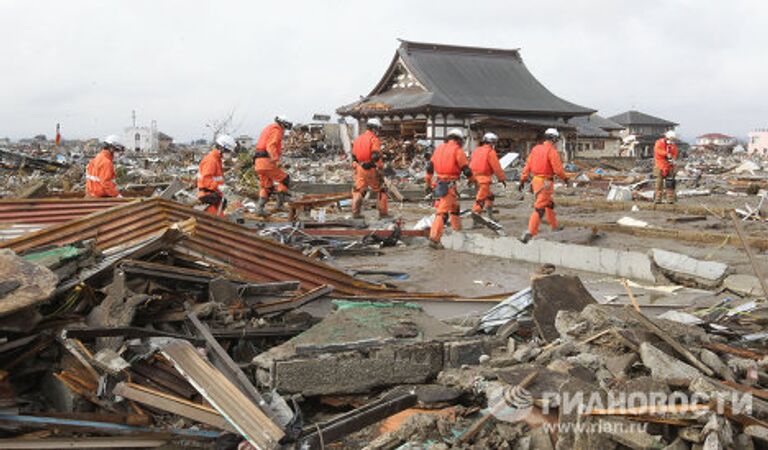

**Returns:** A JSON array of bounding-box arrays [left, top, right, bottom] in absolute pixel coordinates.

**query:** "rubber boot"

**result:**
[[256, 197, 268, 216], [275, 192, 287, 211], [665, 189, 676, 204], [471, 213, 483, 229], [653, 190, 663, 204], [519, 231, 533, 244]]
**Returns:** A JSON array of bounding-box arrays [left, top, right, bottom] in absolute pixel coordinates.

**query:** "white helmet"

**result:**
[[544, 128, 559, 140], [275, 115, 293, 129], [102, 134, 125, 151], [215, 134, 237, 152], [482, 132, 499, 144], [366, 118, 382, 129], [447, 128, 465, 140], [665, 130, 677, 140]]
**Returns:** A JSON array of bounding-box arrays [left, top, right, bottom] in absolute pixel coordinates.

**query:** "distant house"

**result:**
[[338, 39, 594, 158], [235, 135, 254, 150], [694, 133, 736, 153], [158, 132, 174, 151], [567, 114, 625, 158], [608, 110, 678, 158], [748, 129, 768, 156]]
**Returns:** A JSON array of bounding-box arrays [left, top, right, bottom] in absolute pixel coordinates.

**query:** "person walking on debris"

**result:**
[[85, 135, 124, 198], [470, 132, 507, 224], [351, 118, 388, 219], [197, 134, 236, 216], [254, 115, 293, 215], [654, 130, 679, 204], [425, 129, 473, 249], [518, 128, 568, 244]]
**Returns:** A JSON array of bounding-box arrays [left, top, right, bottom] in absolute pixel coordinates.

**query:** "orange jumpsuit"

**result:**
[[520, 141, 567, 236], [351, 130, 388, 217], [197, 148, 226, 216], [653, 137, 678, 202], [469, 144, 506, 214], [85, 149, 119, 197], [425, 140, 469, 243], [254, 123, 289, 199]]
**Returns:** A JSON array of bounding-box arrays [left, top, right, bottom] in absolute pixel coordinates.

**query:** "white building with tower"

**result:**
[[123, 111, 160, 152]]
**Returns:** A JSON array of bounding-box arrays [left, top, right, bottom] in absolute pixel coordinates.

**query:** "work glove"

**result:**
[[501, 181, 507, 188], [219, 184, 231, 194], [517, 182, 525, 193], [425, 185, 433, 195], [562, 177, 570, 186]]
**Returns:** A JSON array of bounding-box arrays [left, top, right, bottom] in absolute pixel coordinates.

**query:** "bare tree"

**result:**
[[205, 108, 241, 141]]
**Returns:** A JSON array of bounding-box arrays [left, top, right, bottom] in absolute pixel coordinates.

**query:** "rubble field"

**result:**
[[1, 142, 768, 449]]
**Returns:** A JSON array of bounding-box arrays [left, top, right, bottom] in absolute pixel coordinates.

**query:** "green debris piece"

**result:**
[[22, 246, 82, 263], [332, 300, 422, 311]]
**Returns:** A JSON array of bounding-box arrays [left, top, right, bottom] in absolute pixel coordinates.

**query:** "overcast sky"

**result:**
[[1, 0, 766, 142]]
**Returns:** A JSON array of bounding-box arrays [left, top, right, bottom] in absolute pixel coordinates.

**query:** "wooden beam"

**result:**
[[161, 339, 284, 449], [113, 382, 234, 432], [626, 307, 714, 376]]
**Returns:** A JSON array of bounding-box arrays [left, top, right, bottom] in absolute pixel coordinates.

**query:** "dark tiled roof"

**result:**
[[339, 40, 595, 117], [608, 110, 678, 127]]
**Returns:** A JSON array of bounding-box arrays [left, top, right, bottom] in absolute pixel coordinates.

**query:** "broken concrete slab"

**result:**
[[441, 232, 656, 282], [532, 274, 597, 341], [0, 249, 58, 317], [640, 342, 702, 384], [253, 301, 465, 395], [601, 417, 664, 449], [699, 348, 735, 382], [723, 274, 763, 297], [651, 249, 729, 289], [744, 425, 768, 444], [605, 353, 639, 378]]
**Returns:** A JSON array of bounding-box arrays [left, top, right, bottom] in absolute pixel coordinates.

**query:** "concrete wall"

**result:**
[[441, 232, 657, 282]]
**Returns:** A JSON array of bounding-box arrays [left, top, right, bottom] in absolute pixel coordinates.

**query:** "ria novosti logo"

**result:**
[[487, 384, 753, 426]]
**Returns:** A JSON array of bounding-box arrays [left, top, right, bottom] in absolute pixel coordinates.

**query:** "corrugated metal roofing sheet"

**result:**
[[0, 199, 405, 297]]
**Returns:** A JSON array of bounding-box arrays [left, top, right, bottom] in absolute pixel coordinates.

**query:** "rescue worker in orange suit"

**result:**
[[518, 128, 568, 244], [254, 115, 292, 216], [197, 134, 236, 216], [86, 135, 124, 198], [653, 130, 679, 204], [425, 129, 473, 249], [469, 132, 507, 223], [351, 118, 388, 219]]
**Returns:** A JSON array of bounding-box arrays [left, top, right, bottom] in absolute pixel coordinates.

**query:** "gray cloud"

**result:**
[[0, 0, 765, 142]]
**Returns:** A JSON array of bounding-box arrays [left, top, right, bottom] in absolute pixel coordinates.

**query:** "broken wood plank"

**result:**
[[730, 211, 768, 297], [626, 307, 714, 376], [161, 339, 284, 449], [186, 312, 280, 423], [721, 380, 768, 402], [113, 382, 235, 432], [622, 279, 641, 313], [255, 284, 334, 316], [298, 393, 417, 449], [457, 370, 538, 444], [63, 326, 204, 345], [703, 342, 768, 361]]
